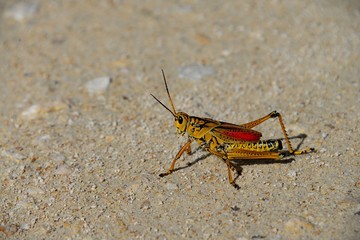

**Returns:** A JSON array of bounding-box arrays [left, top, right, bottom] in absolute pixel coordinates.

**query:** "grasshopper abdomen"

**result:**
[[228, 139, 283, 152]]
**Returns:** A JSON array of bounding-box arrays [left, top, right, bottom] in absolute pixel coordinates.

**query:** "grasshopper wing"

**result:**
[[212, 121, 262, 142]]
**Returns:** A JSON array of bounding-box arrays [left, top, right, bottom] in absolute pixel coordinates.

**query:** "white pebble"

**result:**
[[55, 165, 71, 175], [32, 134, 51, 145], [334, 152, 341, 157], [321, 132, 329, 139], [4, 2, 39, 22], [287, 170, 297, 178], [166, 182, 178, 190], [1, 149, 26, 160], [20, 223, 31, 230], [178, 64, 215, 81], [21, 105, 41, 120], [27, 186, 45, 196], [85, 77, 112, 94], [319, 148, 327, 153], [52, 152, 66, 163]]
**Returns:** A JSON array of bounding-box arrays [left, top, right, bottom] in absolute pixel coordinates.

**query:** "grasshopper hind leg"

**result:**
[[240, 111, 316, 154], [281, 147, 316, 158]]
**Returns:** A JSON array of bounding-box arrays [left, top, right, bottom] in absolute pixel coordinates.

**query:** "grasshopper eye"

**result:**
[[178, 116, 183, 124]]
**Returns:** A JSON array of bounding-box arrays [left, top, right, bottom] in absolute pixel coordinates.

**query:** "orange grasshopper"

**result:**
[[151, 70, 314, 189]]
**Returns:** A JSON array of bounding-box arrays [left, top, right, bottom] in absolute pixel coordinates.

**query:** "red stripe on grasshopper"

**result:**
[[221, 130, 261, 142]]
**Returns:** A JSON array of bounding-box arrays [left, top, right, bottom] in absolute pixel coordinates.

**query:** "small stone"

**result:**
[[20, 223, 30, 230], [319, 148, 327, 153], [4, 2, 39, 22], [178, 64, 215, 81], [140, 200, 151, 210], [32, 134, 51, 145], [51, 152, 66, 163], [126, 183, 140, 193], [284, 218, 315, 235], [166, 182, 178, 190], [85, 77, 112, 94], [105, 135, 115, 142], [21, 105, 41, 120], [21, 102, 66, 120], [1, 149, 26, 160], [321, 132, 328, 139], [221, 49, 231, 56], [194, 33, 211, 45], [334, 152, 341, 157], [54, 165, 71, 175], [27, 186, 45, 196], [287, 170, 297, 178]]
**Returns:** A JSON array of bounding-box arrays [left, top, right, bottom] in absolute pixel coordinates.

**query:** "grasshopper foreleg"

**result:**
[[159, 139, 192, 177]]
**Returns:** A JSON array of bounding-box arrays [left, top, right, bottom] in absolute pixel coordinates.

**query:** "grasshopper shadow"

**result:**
[[170, 133, 308, 176]]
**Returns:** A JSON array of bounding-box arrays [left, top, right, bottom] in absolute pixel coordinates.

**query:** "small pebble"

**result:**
[[140, 200, 151, 210], [287, 170, 297, 178], [319, 148, 327, 153], [21, 105, 41, 120], [334, 152, 341, 157], [166, 182, 178, 190], [4, 2, 39, 22], [20, 223, 30, 230], [27, 186, 45, 196], [51, 152, 66, 163], [32, 134, 51, 145], [21, 103, 66, 120], [55, 165, 71, 175], [321, 132, 329, 139], [85, 77, 112, 94], [284, 218, 314, 235], [1, 149, 26, 160], [178, 64, 215, 81]]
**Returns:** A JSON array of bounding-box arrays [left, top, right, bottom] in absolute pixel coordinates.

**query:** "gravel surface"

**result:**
[[0, 1, 359, 239]]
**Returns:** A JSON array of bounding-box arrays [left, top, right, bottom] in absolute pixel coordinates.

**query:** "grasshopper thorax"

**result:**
[[174, 112, 189, 135]]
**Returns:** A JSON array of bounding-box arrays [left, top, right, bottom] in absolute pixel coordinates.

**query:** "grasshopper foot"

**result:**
[[293, 147, 316, 155], [231, 182, 240, 190], [159, 170, 173, 177]]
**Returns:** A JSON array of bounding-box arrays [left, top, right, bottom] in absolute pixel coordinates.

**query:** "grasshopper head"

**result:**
[[174, 112, 189, 135], [151, 70, 190, 136]]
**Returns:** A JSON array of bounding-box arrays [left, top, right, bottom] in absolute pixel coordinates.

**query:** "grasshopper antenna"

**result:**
[[151, 93, 175, 117], [161, 69, 177, 115], [150, 70, 178, 117]]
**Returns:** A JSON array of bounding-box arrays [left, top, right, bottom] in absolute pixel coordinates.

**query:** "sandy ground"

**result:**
[[0, 0, 359, 239]]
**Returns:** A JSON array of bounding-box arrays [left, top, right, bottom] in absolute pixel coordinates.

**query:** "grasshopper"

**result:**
[[151, 70, 314, 189]]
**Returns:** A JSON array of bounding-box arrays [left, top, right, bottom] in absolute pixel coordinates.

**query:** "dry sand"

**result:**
[[0, 1, 359, 239]]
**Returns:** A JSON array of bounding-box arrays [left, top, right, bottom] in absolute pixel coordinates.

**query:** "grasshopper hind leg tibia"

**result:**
[[241, 110, 315, 154], [281, 147, 316, 158]]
